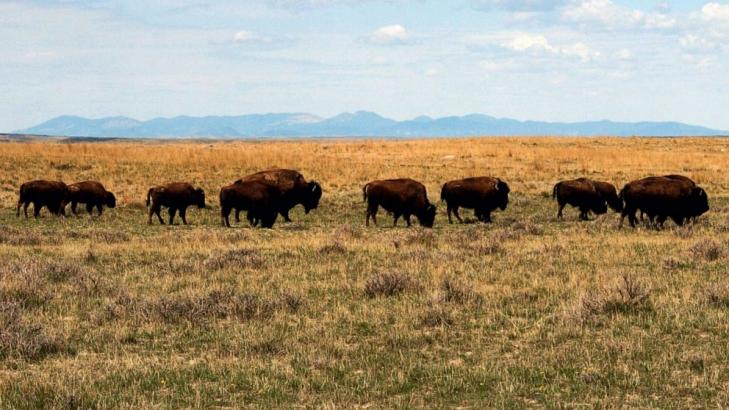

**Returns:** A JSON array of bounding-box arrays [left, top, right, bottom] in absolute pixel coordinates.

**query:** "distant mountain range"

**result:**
[[16, 112, 729, 138]]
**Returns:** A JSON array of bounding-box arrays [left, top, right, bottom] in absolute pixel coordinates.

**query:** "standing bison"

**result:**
[[16, 180, 68, 218], [146, 182, 206, 225], [235, 169, 322, 223], [66, 181, 116, 216], [620, 176, 709, 228], [440, 177, 510, 224], [553, 178, 621, 220], [220, 181, 280, 228], [363, 178, 437, 228]]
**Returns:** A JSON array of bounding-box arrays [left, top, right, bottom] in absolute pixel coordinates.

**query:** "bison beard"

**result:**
[[363, 178, 437, 228]]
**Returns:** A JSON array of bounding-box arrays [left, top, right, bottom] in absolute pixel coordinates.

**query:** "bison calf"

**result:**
[[441, 177, 510, 224], [66, 181, 116, 216], [220, 181, 280, 228], [16, 180, 68, 218], [146, 182, 206, 225], [553, 178, 621, 221], [363, 178, 437, 228]]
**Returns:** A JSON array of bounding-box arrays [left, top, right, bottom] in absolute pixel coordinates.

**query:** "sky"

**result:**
[[2, 0, 729, 131]]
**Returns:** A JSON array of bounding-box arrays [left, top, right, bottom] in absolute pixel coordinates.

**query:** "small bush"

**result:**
[[689, 239, 724, 262], [0, 302, 64, 360], [204, 249, 265, 270], [420, 305, 453, 327], [364, 272, 414, 298], [702, 284, 729, 308], [440, 277, 483, 305], [319, 241, 347, 255], [573, 275, 652, 323]]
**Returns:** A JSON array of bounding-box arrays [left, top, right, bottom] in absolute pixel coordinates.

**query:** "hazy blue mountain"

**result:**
[[17, 112, 729, 138]]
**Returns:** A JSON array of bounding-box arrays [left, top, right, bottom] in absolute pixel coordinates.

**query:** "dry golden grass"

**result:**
[[0, 137, 728, 407]]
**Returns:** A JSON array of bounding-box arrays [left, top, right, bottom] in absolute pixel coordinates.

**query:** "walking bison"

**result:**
[[146, 182, 206, 225], [363, 178, 437, 228], [66, 181, 116, 216], [620, 175, 709, 228], [440, 177, 510, 223], [553, 178, 621, 220], [16, 180, 68, 218], [220, 181, 280, 228], [235, 169, 322, 223]]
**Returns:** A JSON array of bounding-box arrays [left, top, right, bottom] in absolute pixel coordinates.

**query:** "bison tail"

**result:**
[[145, 188, 153, 207], [552, 183, 560, 200], [362, 184, 369, 202]]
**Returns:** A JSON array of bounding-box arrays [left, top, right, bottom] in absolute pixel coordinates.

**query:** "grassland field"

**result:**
[[0, 137, 728, 408]]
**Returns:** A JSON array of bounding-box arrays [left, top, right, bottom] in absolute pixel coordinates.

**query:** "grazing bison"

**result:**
[[363, 178, 437, 228], [235, 169, 322, 223], [440, 177, 510, 224], [552, 178, 614, 220], [146, 182, 206, 225], [220, 181, 280, 228], [619, 176, 709, 228], [16, 180, 68, 218], [638, 175, 697, 223], [66, 181, 116, 216]]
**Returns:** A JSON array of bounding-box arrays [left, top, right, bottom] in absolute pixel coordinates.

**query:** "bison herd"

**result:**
[[15, 170, 710, 230]]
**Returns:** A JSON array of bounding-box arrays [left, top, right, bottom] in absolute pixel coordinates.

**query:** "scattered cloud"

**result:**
[[561, 0, 676, 31], [701, 2, 729, 23], [472, 0, 566, 12], [366, 24, 415, 45]]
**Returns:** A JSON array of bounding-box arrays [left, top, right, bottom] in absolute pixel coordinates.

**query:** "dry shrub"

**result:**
[[510, 220, 543, 236], [0, 301, 64, 360], [99, 289, 298, 325], [364, 272, 415, 298], [672, 225, 694, 239], [440, 277, 483, 305], [204, 248, 265, 270], [402, 229, 438, 248], [0, 225, 51, 246], [701, 284, 729, 308], [334, 224, 363, 240], [661, 257, 687, 272], [420, 304, 453, 327], [463, 240, 502, 256], [319, 240, 347, 255], [573, 274, 652, 323], [689, 239, 724, 261]]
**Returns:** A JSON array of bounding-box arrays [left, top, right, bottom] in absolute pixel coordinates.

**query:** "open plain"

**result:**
[[1, 137, 728, 407]]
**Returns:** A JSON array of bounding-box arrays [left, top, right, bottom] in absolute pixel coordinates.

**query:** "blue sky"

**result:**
[[2, 0, 729, 131]]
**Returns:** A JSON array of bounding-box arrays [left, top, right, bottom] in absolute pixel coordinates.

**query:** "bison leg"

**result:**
[[405, 214, 412, 227], [97, 204, 104, 216], [248, 213, 259, 227], [452, 207, 463, 223], [481, 211, 492, 223], [281, 209, 292, 223], [557, 202, 566, 220], [86, 203, 94, 216], [235, 208, 241, 223], [180, 207, 188, 225], [578, 208, 590, 221], [366, 204, 378, 227], [168, 208, 177, 225], [23, 202, 29, 218], [16, 200, 23, 218], [446, 205, 454, 224], [221, 205, 232, 227], [71, 201, 79, 216], [33, 202, 41, 218], [393, 213, 400, 227], [152, 205, 165, 225]]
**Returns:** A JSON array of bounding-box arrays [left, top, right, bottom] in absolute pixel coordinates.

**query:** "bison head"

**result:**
[[591, 199, 608, 215], [496, 179, 510, 211], [195, 188, 206, 209], [106, 191, 117, 208], [689, 187, 710, 217], [418, 203, 437, 228], [303, 181, 323, 214], [606, 196, 623, 213]]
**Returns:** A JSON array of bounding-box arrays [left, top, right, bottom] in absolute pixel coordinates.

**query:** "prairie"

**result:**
[[1, 137, 728, 408]]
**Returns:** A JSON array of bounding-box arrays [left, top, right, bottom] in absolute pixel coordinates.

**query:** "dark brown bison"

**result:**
[[363, 178, 437, 228], [552, 178, 619, 220], [16, 180, 68, 218], [619, 176, 709, 228], [440, 177, 510, 224], [638, 175, 697, 223], [220, 181, 280, 228], [66, 181, 116, 216], [235, 169, 322, 223], [146, 182, 206, 225]]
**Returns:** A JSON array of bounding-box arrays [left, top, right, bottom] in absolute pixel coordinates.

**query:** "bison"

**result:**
[[440, 177, 510, 224], [619, 176, 709, 228], [638, 175, 697, 223], [235, 169, 322, 223], [66, 181, 116, 216], [552, 178, 620, 220], [363, 178, 437, 228], [16, 180, 68, 218], [220, 181, 280, 228], [146, 182, 206, 225]]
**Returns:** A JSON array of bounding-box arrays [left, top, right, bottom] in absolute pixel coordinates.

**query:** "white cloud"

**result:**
[[485, 32, 600, 62], [472, 0, 567, 12], [561, 0, 676, 31], [504, 33, 555, 52], [701, 2, 729, 22], [560, 42, 599, 62], [679, 34, 719, 53], [367, 24, 413, 45]]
